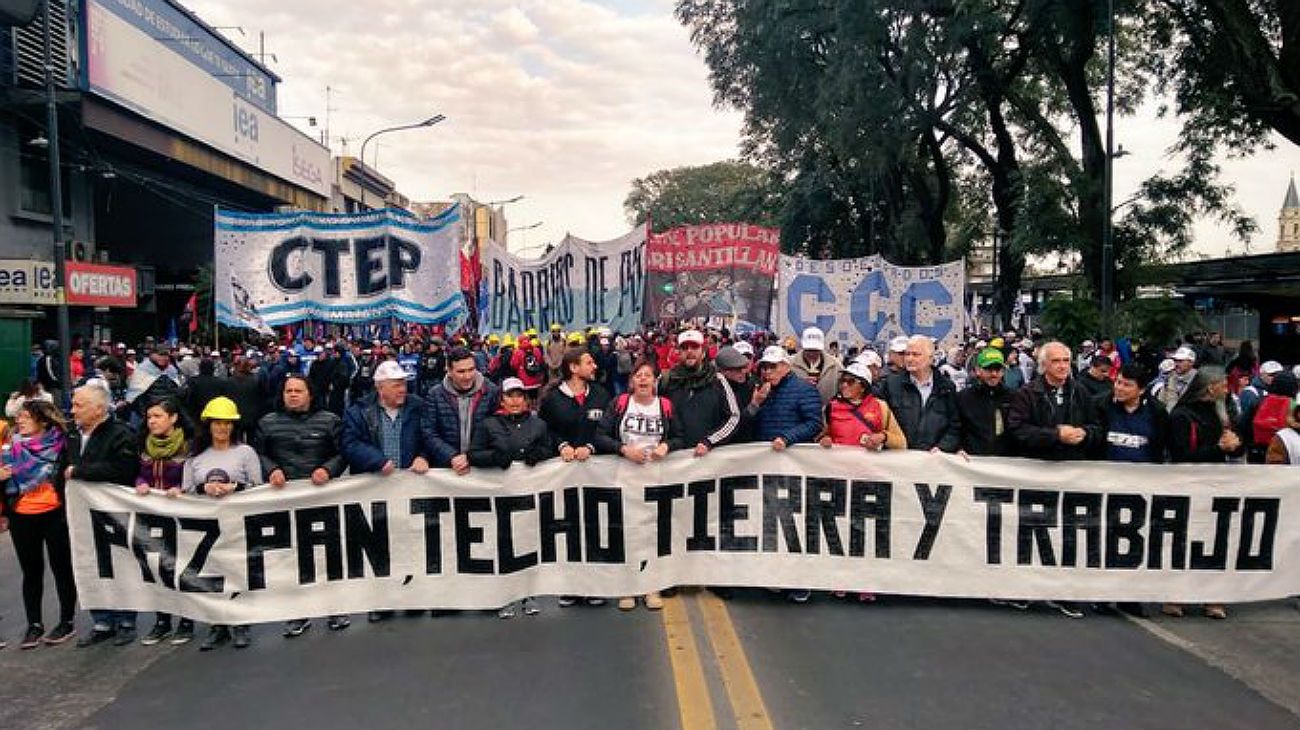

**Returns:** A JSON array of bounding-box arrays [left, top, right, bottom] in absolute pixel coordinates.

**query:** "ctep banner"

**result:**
[[66, 445, 1299, 624], [64, 261, 137, 308], [478, 226, 647, 336], [214, 207, 466, 330], [644, 223, 780, 330], [775, 254, 966, 351]]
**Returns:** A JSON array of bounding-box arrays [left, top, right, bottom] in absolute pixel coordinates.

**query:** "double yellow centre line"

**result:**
[[661, 590, 775, 730]]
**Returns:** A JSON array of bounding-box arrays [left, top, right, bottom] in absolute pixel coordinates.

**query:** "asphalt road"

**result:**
[[1, 539, 1298, 730]]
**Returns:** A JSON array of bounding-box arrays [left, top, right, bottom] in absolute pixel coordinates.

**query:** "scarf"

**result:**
[[5, 428, 64, 497], [145, 428, 187, 460], [661, 361, 717, 393]]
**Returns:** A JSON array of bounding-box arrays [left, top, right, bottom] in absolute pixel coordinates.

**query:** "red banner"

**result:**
[[644, 223, 780, 328], [65, 261, 137, 307], [646, 223, 780, 275]]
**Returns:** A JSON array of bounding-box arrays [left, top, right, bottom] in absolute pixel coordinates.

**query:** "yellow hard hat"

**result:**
[[550, 323, 562, 332], [200, 396, 241, 421], [525, 328, 538, 337], [566, 332, 583, 345], [990, 337, 1005, 349], [488, 334, 501, 344], [502, 334, 516, 347]]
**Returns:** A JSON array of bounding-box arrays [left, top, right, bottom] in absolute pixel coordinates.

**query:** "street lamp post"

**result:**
[[508, 222, 543, 253], [356, 114, 445, 209], [1101, 0, 1116, 337], [42, 0, 72, 404]]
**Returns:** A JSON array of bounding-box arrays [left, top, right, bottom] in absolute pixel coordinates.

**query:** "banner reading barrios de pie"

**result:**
[[478, 226, 646, 336], [644, 223, 780, 331], [214, 207, 466, 330], [67, 445, 1300, 624]]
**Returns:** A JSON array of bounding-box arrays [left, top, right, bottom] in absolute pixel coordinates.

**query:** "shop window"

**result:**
[[16, 120, 71, 219]]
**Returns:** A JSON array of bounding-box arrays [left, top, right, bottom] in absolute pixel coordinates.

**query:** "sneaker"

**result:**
[[282, 619, 311, 638], [497, 603, 517, 619], [199, 626, 230, 652], [327, 615, 351, 631], [140, 622, 172, 646], [44, 621, 75, 645], [368, 611, 393, 623], [557, 596, 580, 608], [232, 626, 251, 649], [113, 625, 137, 646], [1046, 600, 1084, 619], [76, 625, 114, 648], [617, 597, 637, 611], [20, 624, 44, 650], [522, 597, 540, 616], [170, 621, 195, 646], [788, 589, 812, 603], [585, 597, 606, 607]]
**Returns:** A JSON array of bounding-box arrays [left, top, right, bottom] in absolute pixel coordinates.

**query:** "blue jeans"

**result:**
[[91, 609, 136, 631]]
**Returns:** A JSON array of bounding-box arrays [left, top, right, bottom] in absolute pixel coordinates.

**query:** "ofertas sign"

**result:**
[[65, 261, 137, 307]]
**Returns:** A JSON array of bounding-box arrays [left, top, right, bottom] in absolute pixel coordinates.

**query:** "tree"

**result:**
[[624, 160, 784, 231]]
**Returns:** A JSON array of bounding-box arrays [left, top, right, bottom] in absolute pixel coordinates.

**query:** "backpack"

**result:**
[[523, 348, 544, 376], [1252, 394, 1292, 448], [492, 347, 514, 381], [614, 393, 674, 420]]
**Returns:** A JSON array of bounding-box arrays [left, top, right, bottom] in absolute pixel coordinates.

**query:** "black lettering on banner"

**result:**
[[973, 487, 1013, 564], [805, 478, 847, 556], [1236, 498, 1280, 570], [131, 512, 177, 588], [585, 257, 601, 324], [178, 518, 224, 593], [1190, 497, 1239, 570], [520, 271, 537, 332], [537, 266, 552, 327], [848, 480, 891, 558], [560, 253, 576, 323], [354, 236, 387, 295], [454, 497, 494, 575], [540, 488, 583, 563], [245, 511, 291, 591], [269, 237, 312, 291], [719, 476, 759, 553], [410, 497, 451, 575], [344, 502, 391, 579], [506, 269, 523, 333], [496, 495, 540, 574], [295, 506, 343, 584], [1105, 494, 1147, 569], [913, 483, 952, 560], [388, 235, 421, 289], [761, 475, 803, 554], [89, 510, 130, 579], [583, 487, 626, 564], [1147, 495, 1190, 570], [687, 480, 717, 552], [645, 483, 686, 557], [311, 239, 349, 297], [1016, 489, 1058, 567], [1061, 492, 1102, 568], [491, 261, 507, 330]]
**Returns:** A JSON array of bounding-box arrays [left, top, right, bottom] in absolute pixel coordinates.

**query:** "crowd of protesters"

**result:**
[[1, 321, 1297, 651]]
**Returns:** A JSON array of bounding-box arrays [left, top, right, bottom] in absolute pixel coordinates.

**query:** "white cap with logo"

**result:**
[[373, 361, 408, 382], [501, 377, 526, 392], [1172, 346, 1197, 362], [1261, 360, 1284, 375], [759, 345, 788, 365], [888, 336, 910, 353], [800, 327, 825, 351], [733, 341, 754, 357]]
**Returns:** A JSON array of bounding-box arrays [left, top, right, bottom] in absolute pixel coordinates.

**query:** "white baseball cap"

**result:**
[[1172, 346, 1196, 362], [800, 327, 826, 351], [888, 336, 909, 353], [501, 377, 526, 393], [1261, 360, 1284, 375], [843, 360, 873, 384], [855, 350, 883, 368], [759, 345, 788, 365], [733, 341, 754, 357], [373, 361, 407, 382], [677, 329, 705, 346]]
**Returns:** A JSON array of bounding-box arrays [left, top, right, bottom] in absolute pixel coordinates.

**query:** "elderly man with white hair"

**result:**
[[61, 382, 139, 647], [879, 335, 962, 452]]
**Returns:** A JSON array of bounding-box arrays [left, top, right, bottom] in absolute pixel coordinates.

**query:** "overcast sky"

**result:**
[[185, 0, 1300, 260]]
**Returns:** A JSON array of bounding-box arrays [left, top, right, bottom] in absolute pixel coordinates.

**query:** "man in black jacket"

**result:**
[[256, 374, 350, 635], [880, 335, 962, 452], [957, 348, 1014, 456], [63, 383, 138, 647], [659, 330, 742, 455]]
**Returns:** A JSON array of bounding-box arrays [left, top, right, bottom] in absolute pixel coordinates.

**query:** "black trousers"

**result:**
[[8, 507, 78, 626]]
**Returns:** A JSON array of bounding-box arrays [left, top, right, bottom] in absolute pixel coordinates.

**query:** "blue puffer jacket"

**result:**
[[754, 372, 823, 444], [423, 374, 501, 466], [342, 393, 429, 473]]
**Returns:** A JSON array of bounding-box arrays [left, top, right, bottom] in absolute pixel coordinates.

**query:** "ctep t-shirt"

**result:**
[[619, 397, 667, 452]]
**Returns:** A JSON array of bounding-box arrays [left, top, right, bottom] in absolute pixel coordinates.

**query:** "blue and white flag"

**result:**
[[214, 207, 466, 329]]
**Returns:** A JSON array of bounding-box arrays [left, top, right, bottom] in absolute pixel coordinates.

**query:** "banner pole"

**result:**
[[212, 204, 219, 351]]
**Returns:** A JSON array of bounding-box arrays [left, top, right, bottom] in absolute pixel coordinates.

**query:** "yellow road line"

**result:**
[[661, 594, 718, 730], [697, 591, 776, 730]]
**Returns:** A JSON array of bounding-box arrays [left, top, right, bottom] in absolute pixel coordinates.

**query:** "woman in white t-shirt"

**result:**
[[596, 359, 684, 611]]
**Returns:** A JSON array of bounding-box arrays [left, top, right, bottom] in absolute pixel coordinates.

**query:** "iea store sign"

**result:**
[[65, 262, 137, 307]]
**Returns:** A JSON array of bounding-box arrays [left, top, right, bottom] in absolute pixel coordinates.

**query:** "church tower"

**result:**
[[1279, 175, 1300, 252]]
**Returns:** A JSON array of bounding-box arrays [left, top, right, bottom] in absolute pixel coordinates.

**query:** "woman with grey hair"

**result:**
[[1166, 365, 1242, 620]]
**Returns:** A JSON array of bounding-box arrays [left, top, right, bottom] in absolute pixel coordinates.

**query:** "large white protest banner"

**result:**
[[478, 225, 646, 335], [68, 445, 1298, 624], [776, 254, 966, 351], [214, 207, 466, 329]]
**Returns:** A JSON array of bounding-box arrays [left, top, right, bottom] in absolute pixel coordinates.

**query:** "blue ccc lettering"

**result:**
[[787, 273, 953, 341]]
